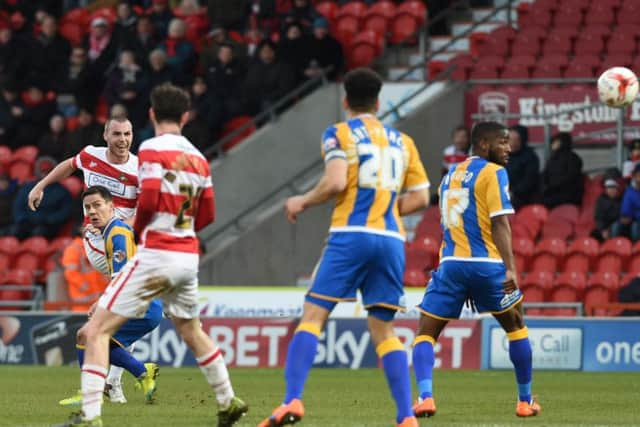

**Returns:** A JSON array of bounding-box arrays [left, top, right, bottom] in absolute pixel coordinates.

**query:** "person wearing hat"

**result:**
[[622, 139, 640, 179], [305, 16, 343, 81], [613, 163, 640, 241], [592, 178, 623, 241]]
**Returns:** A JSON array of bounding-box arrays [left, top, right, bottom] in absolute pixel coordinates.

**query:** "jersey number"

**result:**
[[441, 188, 470, 227], [357, 145, 404, 191], [175, 184, 202, 229]]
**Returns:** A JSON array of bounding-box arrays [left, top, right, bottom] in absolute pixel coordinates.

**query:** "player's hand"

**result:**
[[83, 223, 100, 235], [27, 186, 43, 211], [285, 196, 306, 224], [503, 269, 518, 294]]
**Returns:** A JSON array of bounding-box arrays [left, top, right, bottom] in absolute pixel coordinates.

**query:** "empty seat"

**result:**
[[564, 237, 599, 273], [18, 236, 49, 260], [549, 204, 580, 225], [489, 25, 517, 43], [509, 55, 537, 68], [469, 64, 500, 79], [540, 53, 569, 68], [502, 63, 530, 79], [599, 237, 632, 268], [315, 1, 339, 22], [9, 160, 33, 183], [606, 33, 636, 55], [585, 272, 620, 315], [553, 7, 584, 28], [532, 238, 567, 273], [532, 63, 563, 78], [519, 8, 551, 28], [389, 12, 419, 44], [61, 176, 84, 199], [574, 35, 604, 55], [395, 0, 427, 26], [407, 236, 441, 271], [541, 220, 573, 240], [542, 34, 572, 56], [584, 5, 615, 26], [510, 35, 541, 56], [549, 271, 587, 315], [404, 268, 427, 287], [520, 270, 554, 314], [564, 63, 596, 78], [3, 269, 34, 285]]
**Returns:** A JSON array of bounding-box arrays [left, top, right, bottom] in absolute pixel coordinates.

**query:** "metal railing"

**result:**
[[203, 67, 332, 159], [0, 285, 44, 310], [394, 0, 515, 82]]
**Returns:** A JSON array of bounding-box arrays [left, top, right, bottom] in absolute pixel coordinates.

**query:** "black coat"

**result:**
[[594, 194, 621, 232], [542, 137, 583, 208], [505, 145, 539, 209]]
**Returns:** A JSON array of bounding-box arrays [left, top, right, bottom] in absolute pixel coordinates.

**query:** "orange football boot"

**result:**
[[257, 399, 305, 427], [397, 416, 419, 427], [413, 397, 436, 418], [516, 398, 541, 417]]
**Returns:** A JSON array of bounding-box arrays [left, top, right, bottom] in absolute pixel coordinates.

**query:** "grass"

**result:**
[[0, 366, 638, 426]]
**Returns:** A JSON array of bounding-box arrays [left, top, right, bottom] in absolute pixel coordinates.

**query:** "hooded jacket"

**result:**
[[505, 125, 539, 209], [542, 132, 584, 208]]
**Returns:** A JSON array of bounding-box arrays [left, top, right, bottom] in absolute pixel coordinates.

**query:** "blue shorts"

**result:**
[[306, 232, 406, 317], [111, 299, 163, 348], [418, 260, 523, 320]]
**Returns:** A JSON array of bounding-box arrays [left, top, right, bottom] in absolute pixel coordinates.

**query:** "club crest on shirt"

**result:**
[[113, 250, 126, 263]]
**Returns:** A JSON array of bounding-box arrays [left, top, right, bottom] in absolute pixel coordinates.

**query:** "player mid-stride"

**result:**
[[412, 121, 541, 419]]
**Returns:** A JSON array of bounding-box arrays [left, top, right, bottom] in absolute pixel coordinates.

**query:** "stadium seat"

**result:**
[[61, 176, 84, 199], [337, 1, 368, 20], [599, 54, 634, 72], [59, 21, 84, 46], [501, 63, 530, 79], [564, 62, 596, 78], [18, 236, 49, 261], [363, 0, 396, 35], [513, 237, 535, 272], [564, 237, 599, 272], [585, 272, 620, 315], [90, 7, 117, 25], [510, 35, 541, 56], [541, 219, 573, 240], [404, 268, 427, 287], [519, 8, 551, 29], [389, 12, 419, 44], [480, 36, 510, 57], [542, 34, 572, 56], [0, 145, 10, 168], [49, 236, 73, 257], [584, 5, 615, 26], [407, 236, 440, 270], [553, 7, 584, 28], [221, 116, 256, 151], [628, 256, 640, 276], [532, 63, 563, 79], [8, 160, 32, 183], [599, 237, 632, 271], [395, 0, 427, 26], [0, 236, 19, 257], [532, 238, 566, 273], [509, 55, 537, 68], [469, 64, 500, 79], [315, 1, 339, 23], [446, 53, 474, 80], [11, 145, 38, 164], [14, 253, 40, 273], [0, 253, 9, 271], [489, 25, 517, 43], [574, 34, 604, 56], [4, 269, 34, 285], [334, 15, 359, 45], [520, 270, 554, 314], [476, 55, 504, 69], [548, 204, 580, 225], [605, 33, 636, 56]]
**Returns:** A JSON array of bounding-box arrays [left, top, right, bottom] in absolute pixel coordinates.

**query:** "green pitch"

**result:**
[[1, 366, 638, 426]]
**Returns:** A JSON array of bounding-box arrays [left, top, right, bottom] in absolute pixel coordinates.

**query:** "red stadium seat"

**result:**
[[8, 160, 33, 184], [337, 1, 368, 20], [574, 35, 604, 56], [519, 8, 551, 29], [479, 36, 510, 57], [4, 269, 34, 285], [532, 238, 566, 273], [599, 54, 634, 73], [476, 55, 504, 69], [553, 7, 583, 28], [315, 1, 339, 22], [395, 0, 427, 26], [628, 256, 640, 276], [541, 220, 573, 240], [404, 268, 427, 287], [548, 204, 580, 225], [549, 271, 587, 315], [489, 25, 517, 43], [532, 63, 563, 79], [521, 270, 554, 314], [61, 7, 91, 30], [599, 237, 632, 269], [632, 240, 640, 257], [334, 14, 360, 45], [584, 4, 616, 26], [510, 35, 541, 56], [447, 53, 474, 80], [509, 55, 537, 68], [0, 236, 19, 257], [565, 236, 599, 267], [49, 236, 73, 257], [61, 175, 84, 199], [18, 236, 49, 259], [59, 21, 84, 46], [469, 64, 499, 79], [407, 236, 440, 271], [389, 12, 419, 44], [348, 44, 377, 68], [90, 7, 117, 25], [513, 237, 535, 272], [14, 253, 40, 272], [0, 253, 9, 270], [605, 33, 636, 56], [363, 0, 396, 35], [585, 272, 620, 315], [221, 116, 256, 151], [501, 63, 530, 79], [11, 145, 38, 164], [351, 29, 385, 56]]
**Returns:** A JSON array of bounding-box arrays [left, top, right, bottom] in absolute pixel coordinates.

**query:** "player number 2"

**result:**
[[175, 184, 201, 229], [441, 188, 470, 227], [358, 145, 403, 190]]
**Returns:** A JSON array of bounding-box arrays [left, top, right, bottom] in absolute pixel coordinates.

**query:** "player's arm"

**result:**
[[28, 157, 77, 210], [398, 135, 431, 215], [108, 227, 136, 277], [194, 178, 215, 231], [491, 214, 517, 291], [134, 151, 162, 236], [285, 158, 347, 223]]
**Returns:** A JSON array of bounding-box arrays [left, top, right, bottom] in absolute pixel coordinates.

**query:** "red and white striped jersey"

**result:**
[[134, 134, 215, 254], [73, 145, 139, 219]]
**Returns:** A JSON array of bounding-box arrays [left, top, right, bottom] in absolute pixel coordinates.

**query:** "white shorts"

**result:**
[[98, 248, 200, 319], [83, 231, 109, 276]]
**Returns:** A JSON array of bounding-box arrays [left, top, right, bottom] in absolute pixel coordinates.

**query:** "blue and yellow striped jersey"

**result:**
[[103, 218, 136, 278], [439, 156, 514, 262], [321, 114, 430, 240]]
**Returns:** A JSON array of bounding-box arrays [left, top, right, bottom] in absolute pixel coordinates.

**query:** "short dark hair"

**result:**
[[150, 82, 190, 124], [471, 121, 507, 147], [81, 185, 112, 202], [344, 68, 382, 112], [452, 125, 469, 136]]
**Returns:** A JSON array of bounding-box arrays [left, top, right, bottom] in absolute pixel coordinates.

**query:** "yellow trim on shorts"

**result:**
[[507, 327, 529, 341], [295, 322, 322, 337], [376, 336, 404, 357], [413, 335, 436, 346], [417, 306, 459, 321], [488, 294, 524, 315], [364, 302, 407, 313], [307, 291, 357, 303], [110, 336, 126, 348]]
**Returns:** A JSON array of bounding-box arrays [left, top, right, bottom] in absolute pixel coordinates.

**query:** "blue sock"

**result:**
[[508, 328, 533, 403], [110, 345, 146, 378], [283, 323, 320, 404], [76, 345, 84, 368], [412, 336, 435, 399], [378, 337, 413, 424]]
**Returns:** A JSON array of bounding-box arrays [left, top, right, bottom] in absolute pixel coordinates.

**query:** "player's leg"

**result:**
[[367, 312, 416, 427], [413, 263, 467, 417]]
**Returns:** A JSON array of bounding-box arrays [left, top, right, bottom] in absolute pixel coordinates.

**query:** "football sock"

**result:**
[[377, 336, 413, 424], [81, 364, 107, 420], [197, 348, 234, 409], [412, 335, 435, 400], [508, 327, 533, 403], [283, 322, 321, 404], [109, 345, 145, 378]]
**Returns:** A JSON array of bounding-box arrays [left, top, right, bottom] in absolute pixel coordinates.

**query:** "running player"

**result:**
[[27, 117, 137, 276], [55, 83, 248, 427], [412, 121, 541, 418], [59, 186, 161, 407], [259, 68, 430, 427]]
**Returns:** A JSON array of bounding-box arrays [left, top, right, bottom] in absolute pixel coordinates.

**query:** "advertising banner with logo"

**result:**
[[465, 86, 640, 143], [482, 318, 640, 371]]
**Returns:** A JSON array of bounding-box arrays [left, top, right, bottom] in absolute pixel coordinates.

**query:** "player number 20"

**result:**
[[358, 145, 404, 190], [441, 188, 470, 227]]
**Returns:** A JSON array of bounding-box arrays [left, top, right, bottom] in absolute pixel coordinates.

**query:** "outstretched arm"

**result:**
[[28, 158, 76, 210]]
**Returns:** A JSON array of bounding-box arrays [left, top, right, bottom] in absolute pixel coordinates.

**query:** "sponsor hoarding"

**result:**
[[465, 86, 640, 143]]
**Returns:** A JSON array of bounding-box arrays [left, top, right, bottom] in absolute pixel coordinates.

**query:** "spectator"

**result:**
[[13, 83, 57, 149], [11, 159, 72, 239], [505, 124, 539, 209], [243, 40, 296, 116], [62, 228, 108, 312], [613, 164, 640, 242], [124, 15, 159, 70], [249, 0, 278, 35], [199, 26, 247, 71], [55, 47, 98, 117], [622, 139, 640, 180], [305, 17, 343, 81], [283, 0, 318, 31], [0, 170, 18, 236], [148, 0, 175, 39], [83, 16, 117, 90], [205, 42, 246, 133], [37, 114, 68, 163], [618, 276, 640, 316], [183, 76, 214, 152], [0, 81, 24, 148], [63, 107, 103, 159], [113, 2, 139, 50], [0, 22, 28, 85], [278, 21, 311, 86], [541, 132, 583, 209], [441, 125, 470, 175], [158, 18, 196, 86], [27, 14, 70, 91], [592, 178, 623, 242], [103, 50, 149, 130], [207, 0, 248, 31], [148, 48, 177, 88]]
